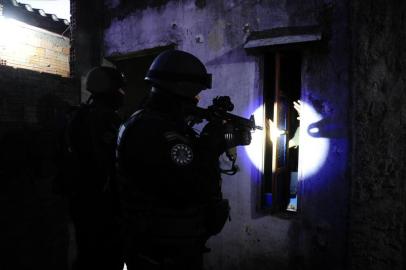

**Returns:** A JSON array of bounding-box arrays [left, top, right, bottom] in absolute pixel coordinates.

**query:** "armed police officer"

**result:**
[[62, 66, 126, 270], [116, 50, 251, 270]]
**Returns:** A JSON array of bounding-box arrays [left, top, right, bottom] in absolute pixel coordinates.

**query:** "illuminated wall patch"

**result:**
[[0, 16, 69, 77], [298, 101, 330, 180], [244, 104, 266, 172], [244, 102, 330, 178]]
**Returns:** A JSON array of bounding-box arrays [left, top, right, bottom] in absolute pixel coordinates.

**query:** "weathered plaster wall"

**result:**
[[103, 1, 350, 269], [298, 1, 350, 269], [349, 1, 406, 269]]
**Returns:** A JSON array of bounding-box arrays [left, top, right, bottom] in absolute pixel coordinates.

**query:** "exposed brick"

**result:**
[[35, 48, 45, 57], [0, 19, 69, 77]]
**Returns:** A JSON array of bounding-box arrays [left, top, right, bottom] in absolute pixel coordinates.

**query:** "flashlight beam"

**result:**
[[268, 118, 286, 145]]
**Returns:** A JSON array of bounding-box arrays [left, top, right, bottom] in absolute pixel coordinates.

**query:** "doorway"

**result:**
[[109, 46, 175, 120]]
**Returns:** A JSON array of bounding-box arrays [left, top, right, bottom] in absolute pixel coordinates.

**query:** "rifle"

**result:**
[[189, 96, 263, 132], [188, 96, 262, 175]]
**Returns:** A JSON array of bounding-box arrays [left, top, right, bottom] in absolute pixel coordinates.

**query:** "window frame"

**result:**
[[260, 50, 302, 215]]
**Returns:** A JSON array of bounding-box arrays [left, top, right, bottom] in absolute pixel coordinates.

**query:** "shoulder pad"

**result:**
[[170, 143, 194, 166]]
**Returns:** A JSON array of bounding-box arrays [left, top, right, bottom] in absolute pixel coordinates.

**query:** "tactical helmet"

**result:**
[[86, 66, 126, 94], [145, 50, 212, 98]]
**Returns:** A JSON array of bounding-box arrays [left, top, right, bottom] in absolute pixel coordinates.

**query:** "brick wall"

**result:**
[[0, 65, 78, 128], [0, 60, 78, 270], [0, 3, 77, 270], [0, 15, 70, 77]]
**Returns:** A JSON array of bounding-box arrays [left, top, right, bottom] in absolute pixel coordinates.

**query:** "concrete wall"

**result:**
[[349, 1, 406, 269], [103, 1, 351, 270], [0, 15, 70, 77]]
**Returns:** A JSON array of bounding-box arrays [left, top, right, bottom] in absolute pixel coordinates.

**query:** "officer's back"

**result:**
[[64, 66, 126, 270], [117, 50, 240, 270]]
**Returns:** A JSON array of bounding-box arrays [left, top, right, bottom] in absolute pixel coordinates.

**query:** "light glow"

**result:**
[[268, 118, 286, 144], [0, 16, 37, 68], [0, 15, 70, 77], [0, 17, 27, 47], [308, 127, 320, 134], [245, 101, 330, 178], [298, 102, 330, 180], [244, 104, 266, 172], [271, 102, 278, 173]]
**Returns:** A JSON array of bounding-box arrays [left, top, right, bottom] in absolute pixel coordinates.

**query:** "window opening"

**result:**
[[109, 45, 175, 121], [263, 51, 301, 213]]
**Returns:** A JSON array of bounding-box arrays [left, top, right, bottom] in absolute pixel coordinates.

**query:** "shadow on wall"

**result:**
[[0, 93, 73, 270]]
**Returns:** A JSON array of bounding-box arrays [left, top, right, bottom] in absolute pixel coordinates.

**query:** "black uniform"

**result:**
[[64, 102, 123, 270], [116, 92, 230, 270]]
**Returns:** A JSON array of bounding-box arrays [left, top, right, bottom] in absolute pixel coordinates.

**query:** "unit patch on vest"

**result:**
[[170, 144, 193, 166]]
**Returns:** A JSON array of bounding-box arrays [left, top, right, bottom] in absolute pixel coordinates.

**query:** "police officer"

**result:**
[[65, 66, 125, 270], [116, 50, 251, 270]]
